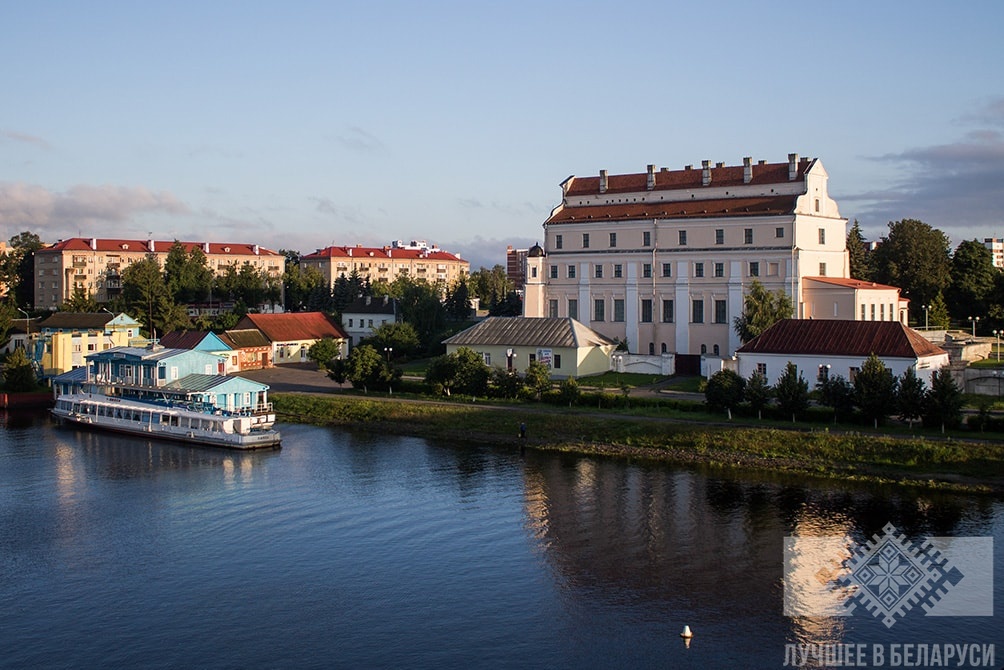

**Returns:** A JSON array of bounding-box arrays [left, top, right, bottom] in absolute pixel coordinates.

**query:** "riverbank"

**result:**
[[272, 393, 1004, 495]]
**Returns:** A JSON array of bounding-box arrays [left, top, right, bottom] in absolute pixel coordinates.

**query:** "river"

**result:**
[[1, 412, 1001, 669]]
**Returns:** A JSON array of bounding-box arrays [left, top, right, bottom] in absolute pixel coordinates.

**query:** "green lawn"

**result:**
[[577, 372, 666, 388]]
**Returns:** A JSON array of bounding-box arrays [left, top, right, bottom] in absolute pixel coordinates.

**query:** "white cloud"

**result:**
[[1, 130, 51, 149]]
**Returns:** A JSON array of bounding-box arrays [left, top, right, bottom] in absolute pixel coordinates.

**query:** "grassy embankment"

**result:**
[[272, 393, 1004, 494]]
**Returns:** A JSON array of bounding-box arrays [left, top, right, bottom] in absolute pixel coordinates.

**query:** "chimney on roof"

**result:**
[[743, 156, 753, 183], [90, 238, 97, 250], [253, 244, 259, 255], [203, 242, 210, 253], [348, 247, 352, 257], [646, 164, 656, 190], [788, 153, 799, 181], [715, 161, 725, 168], [758, 159, 766, 165], [149, 239, 155, 252], [599, 169, 608, 194], [701, 160, 712, 186], [684, 164, 692, 170]]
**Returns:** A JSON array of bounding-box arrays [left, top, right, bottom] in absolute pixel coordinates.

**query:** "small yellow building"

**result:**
[[34, 312, 142, 377], [443, 317, 616, 379]]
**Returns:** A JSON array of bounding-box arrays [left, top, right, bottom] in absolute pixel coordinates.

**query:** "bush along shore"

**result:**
[[272, 393, 1004, 495]]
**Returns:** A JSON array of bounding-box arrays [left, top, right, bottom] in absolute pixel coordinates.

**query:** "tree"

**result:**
[[947, 240, 997, 323], [925, 292, 951, 330], [705, 369, 745, 418], [121, 254, 189, 336], [734, 279, 793, 344], [0, 300, 16, 350], [452, 347, 490, 397], [846, 220, 873, 280], [744, 371, 771, 420], [468, 265, 511, 309], [164, 241, 213, 304], [897, 367, 927, 429], [1, 347, 38, 392], [817, 374, 855, 424], [558, 377, 580, 408], [382, 275, 447, 352], [359, 321, 422, 359], [924, 368, 964, 434], [871, 219, 951, 323], [60, 286, 99, 313], [523, 361, 552, 401], [425, 353, 460, 396], [854, 354, 898, 428], [444, 278, 471, 320], [307, 337, 342, 370], [2, 231, 43, 308], [342, 344, 393, 393], [490, 367, 524, 400], [773, 362, 809, 422]]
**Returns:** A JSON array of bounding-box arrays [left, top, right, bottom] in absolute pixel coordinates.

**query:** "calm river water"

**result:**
[[1, 411, 1001, 669]]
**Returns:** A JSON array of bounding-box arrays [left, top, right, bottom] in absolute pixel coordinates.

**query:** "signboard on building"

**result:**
[[536, 348, 553, 368]]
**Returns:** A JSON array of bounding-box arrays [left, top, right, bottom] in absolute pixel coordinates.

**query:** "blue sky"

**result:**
[[2, 1, 1003, 270]]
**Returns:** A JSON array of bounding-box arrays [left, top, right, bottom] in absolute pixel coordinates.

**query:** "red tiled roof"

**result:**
[[38, 237, 281, 256], [804, 276, 903, 292], [563, 158, 813, 197], [301, 245, 464, 262], [736, 319, 946, 359], [545, 195, 797, 224], [236, 312, 347, 342]]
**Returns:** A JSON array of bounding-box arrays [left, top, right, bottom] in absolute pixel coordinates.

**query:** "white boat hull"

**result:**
[[52, 394, 281, 450]]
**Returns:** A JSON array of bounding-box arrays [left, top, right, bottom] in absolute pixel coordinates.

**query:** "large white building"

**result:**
[[524, 154, 873, 359]]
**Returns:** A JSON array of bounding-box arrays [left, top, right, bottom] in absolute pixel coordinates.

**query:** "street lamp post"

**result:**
[[383, 346, 393, 362], [969, 316, 981, 338], [922, 304, 929, 331], [506, 348, 515, 372], [994, 330, 1002, 363]]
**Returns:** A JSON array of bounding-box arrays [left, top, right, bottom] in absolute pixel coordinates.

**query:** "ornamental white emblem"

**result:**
[[783, 522, 993, 625], [836, 523, 964, 627]]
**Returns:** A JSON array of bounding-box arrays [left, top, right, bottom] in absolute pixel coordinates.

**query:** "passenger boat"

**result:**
[[52, 392, 281, 449]]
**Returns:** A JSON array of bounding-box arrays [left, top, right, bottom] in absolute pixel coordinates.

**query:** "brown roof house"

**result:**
[[235, 312, 347, 365], [220, 329, 274, 371], [735, 319, 949, 386], [443, 316, 616, 379]]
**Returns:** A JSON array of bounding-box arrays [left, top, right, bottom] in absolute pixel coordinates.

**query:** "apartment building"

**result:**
[[524, 154, 851, 358], [301, 240, 468, 289], [984, 238, 1004, 269], [33, 238, 285, 310]]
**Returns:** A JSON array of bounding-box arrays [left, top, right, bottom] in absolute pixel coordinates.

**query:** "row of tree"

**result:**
[[847, 219, 1003, 330], [705, 355, 964, 432]]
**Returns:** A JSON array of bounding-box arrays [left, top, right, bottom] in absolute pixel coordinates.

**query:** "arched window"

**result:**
[[713, 344, 720, 356], [661, 343, 667, 354], [648, 343, 655, 355], [700, 344, 707, 354]]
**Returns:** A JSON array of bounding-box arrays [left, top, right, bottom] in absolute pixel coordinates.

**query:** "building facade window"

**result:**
[[756, 362, 767, 376], [582, 233, 590, 248], [594, 299, 605, 322], [818, 228, 826, 244], [613, 264, 622, 278], [819, 262, 827, 276], [714, 299, 727, 324], [550, 265, 558, 279], [555, 234, 563, 249], [776, 227, 785, 238], [609, 232, 617, 247], [679, 230, 687, 246], [641, 299, 653, 322], [662, 262, 672, 277], [594, 264, 603, 279], [568, 265, 576, 278], [744, 228, 753, 244], [714, 262, 724, 278], [554, 354, 561, 369], [613, 299, 625, 322], [662, 299, 674, 323], [549, 299, 559, 318], [643, 231, 651, 247], [749, 261, 760, 277], [642, 263, 651, 278], [568, 299, 578, 320], [694, 262, 704, 278], [715, 229, 724, 245], [692, 299, 704, 323]]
